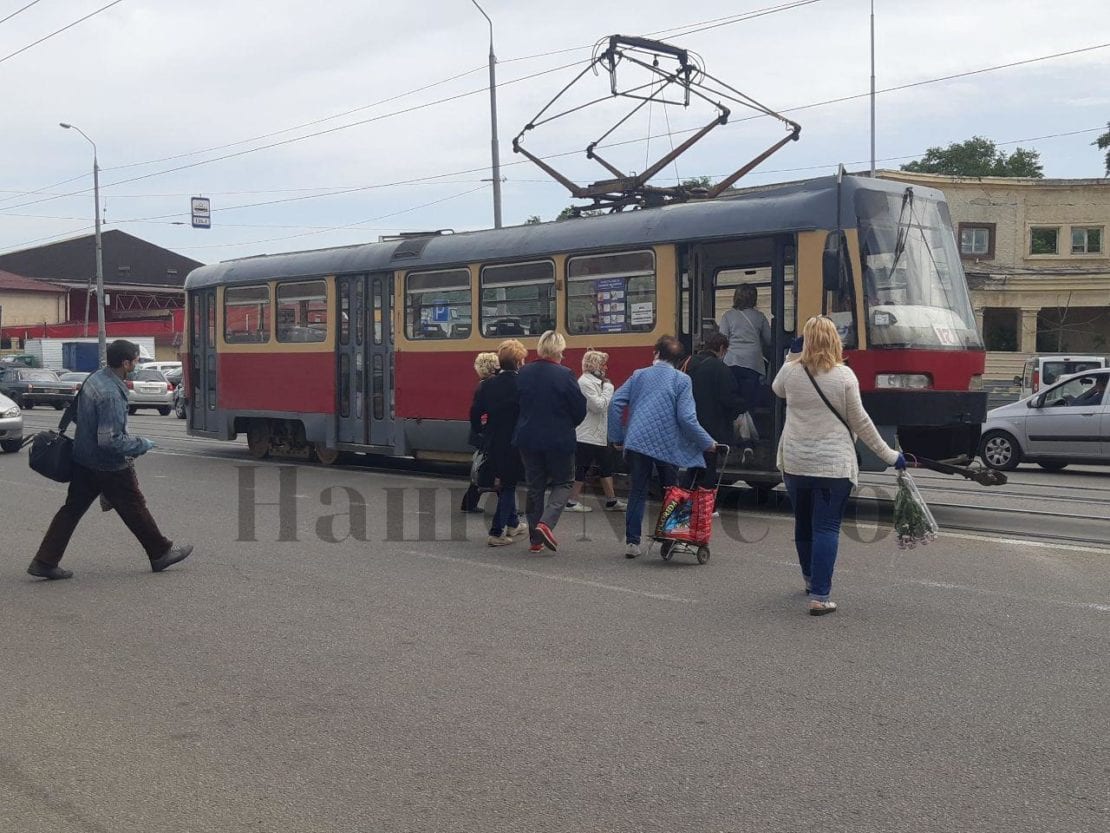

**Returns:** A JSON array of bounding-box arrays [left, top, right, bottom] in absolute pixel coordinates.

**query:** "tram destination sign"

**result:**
[[191, 196, 211, 229]]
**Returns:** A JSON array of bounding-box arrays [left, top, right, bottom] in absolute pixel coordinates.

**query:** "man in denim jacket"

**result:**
[[27, 340, 192, 580]]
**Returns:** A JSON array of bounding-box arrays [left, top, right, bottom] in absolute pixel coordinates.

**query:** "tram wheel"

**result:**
[[247, 420, 271, 459], [314, 444, 340, 465]]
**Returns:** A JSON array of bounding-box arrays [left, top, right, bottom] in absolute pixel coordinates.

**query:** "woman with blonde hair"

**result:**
[[772, 316, 905, 616], [469, 340, 528, 544], [513, 330, 587, 553], [460, 352, 502, 513], [565, 349, 626, 513]]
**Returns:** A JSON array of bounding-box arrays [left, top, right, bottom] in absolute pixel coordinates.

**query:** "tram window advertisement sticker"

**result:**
[[595, 277, 626, 332]]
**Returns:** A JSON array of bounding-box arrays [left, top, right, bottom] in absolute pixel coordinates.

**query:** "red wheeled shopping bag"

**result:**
[[653, 485, 715, 545]]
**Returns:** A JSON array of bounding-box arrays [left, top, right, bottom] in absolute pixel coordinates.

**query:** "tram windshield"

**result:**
[[857, 188, 983, 350]]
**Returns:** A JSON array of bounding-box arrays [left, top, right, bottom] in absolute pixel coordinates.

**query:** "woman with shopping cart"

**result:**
[[608, 336, 718, 560], [772, 316, 906, 617]]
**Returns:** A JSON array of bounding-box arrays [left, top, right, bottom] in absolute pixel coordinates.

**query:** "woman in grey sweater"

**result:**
[[719, 284, 771, 461]]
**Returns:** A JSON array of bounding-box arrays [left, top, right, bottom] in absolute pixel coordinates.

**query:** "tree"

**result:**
[[556, 205, 606, 220], [681, 176, 713, 189], [1095, 122, 1110, 176], [523, 215, 542, 225], [900, 136, 1044, 178]]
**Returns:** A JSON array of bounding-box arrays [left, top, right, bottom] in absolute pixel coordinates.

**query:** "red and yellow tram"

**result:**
[[183, 174, 987, 480]]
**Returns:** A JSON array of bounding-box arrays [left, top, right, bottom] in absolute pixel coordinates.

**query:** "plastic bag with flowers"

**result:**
[[893, 470, 938, 550]]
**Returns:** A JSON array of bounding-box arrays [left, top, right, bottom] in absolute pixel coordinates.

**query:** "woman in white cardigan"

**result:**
[[565, 350, 627, 513], [772, 316, 905, 616]]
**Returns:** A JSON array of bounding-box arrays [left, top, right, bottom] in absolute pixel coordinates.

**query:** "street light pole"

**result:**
[[60, 122, 106, 367], [470, 0, 502, 228]]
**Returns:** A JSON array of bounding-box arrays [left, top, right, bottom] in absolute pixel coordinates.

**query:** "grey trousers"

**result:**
[[520, 448, 575, 537]]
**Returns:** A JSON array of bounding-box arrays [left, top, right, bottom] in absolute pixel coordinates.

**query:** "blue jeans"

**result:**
[[489, 486, 519, 537], [783, 474, 853, 601], [625, 450, 678, 545]]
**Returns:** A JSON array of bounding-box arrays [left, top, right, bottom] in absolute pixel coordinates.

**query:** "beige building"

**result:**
[[878, 171, 1110, 383], [0, 269, 68, 334]]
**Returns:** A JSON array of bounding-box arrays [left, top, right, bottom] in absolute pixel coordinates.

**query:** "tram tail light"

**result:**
[[167, 383, 175, 392], [876, 373, 931, 389], [968, 375, 983, 391], [125, 380, 134, 390]]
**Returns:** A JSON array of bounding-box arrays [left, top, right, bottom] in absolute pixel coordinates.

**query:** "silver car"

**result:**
[[126, 368, 173, 415], [979, 369, 1110, 471], [0, 392, 23, 453]]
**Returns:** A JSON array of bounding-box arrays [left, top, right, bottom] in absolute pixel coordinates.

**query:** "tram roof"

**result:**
[[185, 174, 944, 290]]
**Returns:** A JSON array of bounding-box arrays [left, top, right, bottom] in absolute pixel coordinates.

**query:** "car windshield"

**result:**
[[20, 370, 59, 381], [857, 188, 983, 350], [132, 369, 166, 382]]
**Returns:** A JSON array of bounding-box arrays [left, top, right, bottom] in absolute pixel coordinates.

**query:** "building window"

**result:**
[[405, 268, 471, 340], [1071, 226, 1103, 255], [224, 285, 271, 344], [276, 280, 328, 342], [981, 308, 1018, 352], [1029, 227, 1059, 256], [567, 250, 656, 335], [480, 260, 555, 337], [958, 223, 995, 259]]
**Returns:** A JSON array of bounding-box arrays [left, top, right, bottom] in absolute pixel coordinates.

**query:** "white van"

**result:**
[[1015, 355, 1107, 399]]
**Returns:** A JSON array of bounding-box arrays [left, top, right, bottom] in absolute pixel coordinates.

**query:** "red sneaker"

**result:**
[[536, 522, 558, 552], [528, 543, 544, 553]]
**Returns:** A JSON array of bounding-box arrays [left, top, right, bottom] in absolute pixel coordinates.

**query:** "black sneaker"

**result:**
[[26, 560, 73, 580], [151, 544, 193, 573]]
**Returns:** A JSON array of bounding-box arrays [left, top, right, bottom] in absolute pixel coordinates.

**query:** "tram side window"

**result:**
[[405, 269, 471, 340], [567, 250, 655, 335], [224, 285, 271, 344], [480, 261, 555, 338], [276, 280, 328, 343]]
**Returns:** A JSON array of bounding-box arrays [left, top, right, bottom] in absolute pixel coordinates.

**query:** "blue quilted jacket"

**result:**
[[608, 361, 714, 469]]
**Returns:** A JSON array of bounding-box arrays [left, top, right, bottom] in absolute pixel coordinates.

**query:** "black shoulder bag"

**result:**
[[25, 387, 82, 483], [802, 366, 862, 465]]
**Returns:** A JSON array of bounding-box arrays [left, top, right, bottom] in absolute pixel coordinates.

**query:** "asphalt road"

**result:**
[[1, 419, 1108, 832]]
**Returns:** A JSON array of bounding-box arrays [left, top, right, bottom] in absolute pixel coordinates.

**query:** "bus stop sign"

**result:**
[[191, 197, 211, 229]]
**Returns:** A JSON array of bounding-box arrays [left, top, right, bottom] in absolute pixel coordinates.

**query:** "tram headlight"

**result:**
[[876, 373, 931, 389], [968, 374, 984, 391]]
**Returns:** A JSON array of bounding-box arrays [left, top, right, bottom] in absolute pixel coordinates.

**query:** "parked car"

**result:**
[[0, 367, 76, 410], [1014, 354, 1106, 399], [173, 383, 187, 419], [126, 368, 173, 415], [163, 366, 183, 388], [980, 368, 1110, 471], [0, 392, 23, 453], [58, 371, 90, 393], [140, 361, 183, 376]]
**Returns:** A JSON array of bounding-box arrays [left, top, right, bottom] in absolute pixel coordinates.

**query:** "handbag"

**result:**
[[469, 440, 497, 493], [802, 366, 862, 466], [26, 388, 82, 483]]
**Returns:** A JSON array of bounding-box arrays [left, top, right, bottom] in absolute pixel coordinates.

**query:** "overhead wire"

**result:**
[[0, 0, 124, 65], [0, 0, 46, 26]]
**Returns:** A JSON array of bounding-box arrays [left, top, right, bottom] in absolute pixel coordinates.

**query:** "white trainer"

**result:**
[[624, 543, 643, 559], [564, 502, 592, 513], [508, 521, 529, 538], [604, 499, 627, 511], [487, 535, 513, 547]]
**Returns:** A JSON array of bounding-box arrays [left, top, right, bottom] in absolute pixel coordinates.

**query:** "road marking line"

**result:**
[[906, 579, 1110, 613], [402, 549, 696, 603]]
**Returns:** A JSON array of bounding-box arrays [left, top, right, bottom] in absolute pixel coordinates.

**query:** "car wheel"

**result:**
[[1037, 462, 1069, 472], [21, 398, 33, 409], [128, 406, 137, 415], [157, 406, 171, 416], [174, 398, 186, 419], [980, 430, 1022, 471], [0, 439, 22, 453]]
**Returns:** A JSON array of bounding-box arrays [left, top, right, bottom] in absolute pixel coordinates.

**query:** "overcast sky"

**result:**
[[1, 0, 1107, 265]]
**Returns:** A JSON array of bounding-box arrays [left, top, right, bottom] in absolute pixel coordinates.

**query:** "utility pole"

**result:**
[[60, 122, 106, 367], [470, 0, 502, 228], [870, 0, 876, 177]]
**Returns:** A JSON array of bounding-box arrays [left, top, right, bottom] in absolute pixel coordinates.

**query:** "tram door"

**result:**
[[682, 236, 796, 458], [188, 289, 218, 433], [336, 274, 394, 448]]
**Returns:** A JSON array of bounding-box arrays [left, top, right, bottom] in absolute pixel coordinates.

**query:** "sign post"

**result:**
[[191, 197, 211, 229]]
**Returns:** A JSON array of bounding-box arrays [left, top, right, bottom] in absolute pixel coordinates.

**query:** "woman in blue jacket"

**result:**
[[609, 336, 717, 558]]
